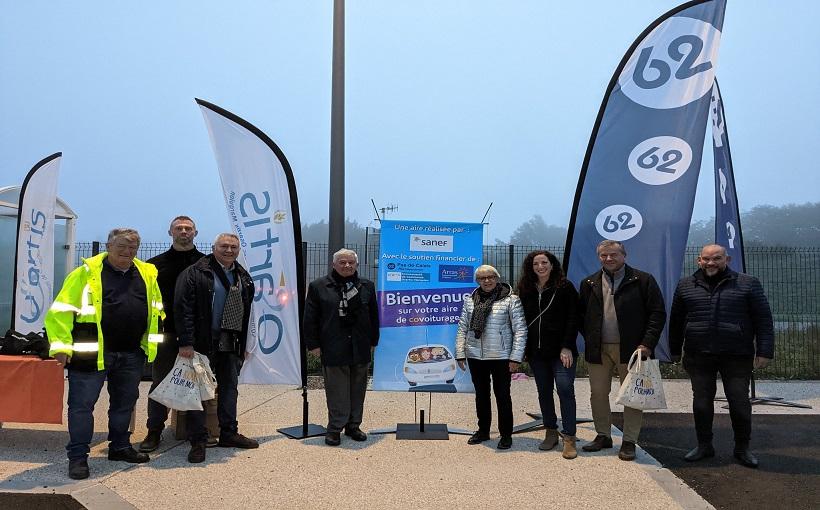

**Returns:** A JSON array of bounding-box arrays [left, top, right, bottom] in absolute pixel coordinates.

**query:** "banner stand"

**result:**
[[196, 99, 329, 436], [716, 378, 811, 410], [512, 413, 594, 434], [277, 386, 327, 439], [370, 393, 471, 440], [706, 82, 810, 411]]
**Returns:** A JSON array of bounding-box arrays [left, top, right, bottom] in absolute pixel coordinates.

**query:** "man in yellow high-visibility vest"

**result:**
[[45, 228, 164, 480]]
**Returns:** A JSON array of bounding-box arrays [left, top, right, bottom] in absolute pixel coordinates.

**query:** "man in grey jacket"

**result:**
[[455, 265, 527, 450]]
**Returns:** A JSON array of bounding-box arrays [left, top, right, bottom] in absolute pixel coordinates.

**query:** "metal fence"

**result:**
[[74, 242, 820, 379]]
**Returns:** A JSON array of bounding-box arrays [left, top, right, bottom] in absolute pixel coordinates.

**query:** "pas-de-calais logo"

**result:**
[[409, 234, 453, 253], [19, 210, 49, 324], [387, 263, 397, 270], [439, 265, 473, 283]]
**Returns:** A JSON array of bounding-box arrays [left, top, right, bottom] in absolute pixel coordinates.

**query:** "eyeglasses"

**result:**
[[476, 275, 497, 282]]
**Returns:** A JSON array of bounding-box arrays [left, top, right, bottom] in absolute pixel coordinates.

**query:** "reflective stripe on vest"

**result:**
[[148, 334, 164, 344], [48, 284, 96, 317], [50, 341, 99, 352]]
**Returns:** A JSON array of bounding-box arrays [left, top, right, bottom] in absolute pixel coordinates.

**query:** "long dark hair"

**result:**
[[515, 250, 565, 298]]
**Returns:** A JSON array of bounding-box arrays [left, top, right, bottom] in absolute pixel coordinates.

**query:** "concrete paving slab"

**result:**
[[1, 378, 817, 509]]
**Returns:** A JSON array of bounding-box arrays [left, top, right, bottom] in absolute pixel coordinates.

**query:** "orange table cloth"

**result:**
[[0, 355, 64, 424]]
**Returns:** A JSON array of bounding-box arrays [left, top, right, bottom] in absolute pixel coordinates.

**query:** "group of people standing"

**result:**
[[45, 219, 773, 480], [46, 217, 259, 480], [455, 240, 773, 469]]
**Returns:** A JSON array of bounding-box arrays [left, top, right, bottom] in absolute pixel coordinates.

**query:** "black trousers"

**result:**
[[187, 352, 242, 443], [684, 352, 753, 446], [322, 363, 370, 433], [467, 358, 513, 437], [146, 334, 178, 431]]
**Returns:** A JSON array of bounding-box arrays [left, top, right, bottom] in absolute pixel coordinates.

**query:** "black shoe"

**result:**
[[325, 431, 341, 446], [188, 442, 206, 463], [467, 431, 490, 445], [138, 429, 163, 453], [496, 436, 513, 450], [618, 441, 636, 461], [108, 447, 149, 463], [582, 434, 613, 452], [218, 433, 259, 449], [734, 448, 759, 468], [684, 444, 715, 462], [344, 427, 367, 442], [68, 458, 89, 480]]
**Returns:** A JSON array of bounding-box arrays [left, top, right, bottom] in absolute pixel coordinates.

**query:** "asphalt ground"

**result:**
[[613, 412, 820, 510]]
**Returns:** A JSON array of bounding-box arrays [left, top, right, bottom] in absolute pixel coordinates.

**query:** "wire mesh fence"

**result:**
[[73, 242, 820, 379]]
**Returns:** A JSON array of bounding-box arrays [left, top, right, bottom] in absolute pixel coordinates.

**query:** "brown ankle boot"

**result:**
[[562, 435, 577, 459], [539, 428, 559, 451]]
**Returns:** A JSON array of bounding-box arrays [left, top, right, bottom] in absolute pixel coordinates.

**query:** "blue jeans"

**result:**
[[66, 349, 146, 460], [529, 356, 577, 436]]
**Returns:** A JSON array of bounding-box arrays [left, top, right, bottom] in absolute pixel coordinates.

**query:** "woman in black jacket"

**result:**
[[516, 250, 579, 459]]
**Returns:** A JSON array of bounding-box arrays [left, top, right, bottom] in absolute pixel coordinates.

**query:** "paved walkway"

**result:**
[[1, 379, 817, 509]]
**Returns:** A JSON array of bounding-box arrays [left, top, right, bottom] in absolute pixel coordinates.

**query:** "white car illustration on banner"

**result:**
[[403, 344, 457, 387]]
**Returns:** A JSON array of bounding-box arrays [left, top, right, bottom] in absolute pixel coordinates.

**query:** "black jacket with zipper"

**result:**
[[303, 272, 380, 367], [174, 255, 255, 357], [578, 264, 666, 364], [669, 268, 774, 359], [520, 279, 579, 361]]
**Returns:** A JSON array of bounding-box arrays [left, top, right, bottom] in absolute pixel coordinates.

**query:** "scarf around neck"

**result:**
[[332, 270, 361, 326], [469, 284, 503, 339]]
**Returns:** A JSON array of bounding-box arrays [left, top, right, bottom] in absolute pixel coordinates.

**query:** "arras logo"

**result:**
[[410, 234, 453, 253]]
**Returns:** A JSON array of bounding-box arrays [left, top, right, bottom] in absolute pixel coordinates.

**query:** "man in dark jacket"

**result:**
[[670, 244, 774, 468], [138, 216, 205, 453], [578, 240, 666, 461], [175, 233, 257, 463], [304, 249, 379, 446]]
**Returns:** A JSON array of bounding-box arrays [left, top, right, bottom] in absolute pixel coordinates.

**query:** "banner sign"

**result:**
[[373, 220, 482, 392], [564, 0, 726, 361], [197, 99, 303, 385], [710, 79, 745, 271], [13, 153, 62, 335]]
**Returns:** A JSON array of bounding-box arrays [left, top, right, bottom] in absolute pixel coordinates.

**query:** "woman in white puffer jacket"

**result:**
[[455, 264, 527, 450]]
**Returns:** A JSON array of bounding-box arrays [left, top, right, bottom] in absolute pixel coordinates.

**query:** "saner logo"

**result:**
[[410, 234, 453, 253]]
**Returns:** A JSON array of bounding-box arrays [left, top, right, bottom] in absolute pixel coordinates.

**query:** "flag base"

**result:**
[[513, 412, 593, 434], [277, 423, 327, 439]]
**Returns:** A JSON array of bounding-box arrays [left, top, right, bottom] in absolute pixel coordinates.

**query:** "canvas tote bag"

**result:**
[[616, 348, 667, 410], [148, 354, 203, 411]]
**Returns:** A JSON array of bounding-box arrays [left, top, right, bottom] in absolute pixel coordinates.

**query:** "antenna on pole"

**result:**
[[372, 201, 398, 220], [480, 202, 493, 224]]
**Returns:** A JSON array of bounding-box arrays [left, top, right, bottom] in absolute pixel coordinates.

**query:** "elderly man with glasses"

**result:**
[[304, 249, 380, 446], [174, 233, 257, 463]]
